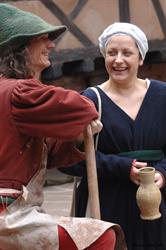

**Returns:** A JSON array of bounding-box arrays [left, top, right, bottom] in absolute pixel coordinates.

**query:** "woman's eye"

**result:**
[[124, 51, 132, 56], [108, 51, 116, 56]]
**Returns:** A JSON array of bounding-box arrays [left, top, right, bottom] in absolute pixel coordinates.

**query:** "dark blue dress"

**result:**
[[60, 79, 166, 250]]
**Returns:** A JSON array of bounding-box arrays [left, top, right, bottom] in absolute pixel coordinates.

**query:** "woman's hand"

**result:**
[[130, 160, 147, 185], [155, 171, 165, 189], [130, 161, 165, 188]]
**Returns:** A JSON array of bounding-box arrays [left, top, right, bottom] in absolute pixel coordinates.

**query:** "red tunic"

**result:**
[[0, 77, 98, 190]]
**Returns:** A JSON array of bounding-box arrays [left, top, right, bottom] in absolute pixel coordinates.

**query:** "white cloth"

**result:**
[[0, 144, 127, 250], [98, 22, 148, 60]]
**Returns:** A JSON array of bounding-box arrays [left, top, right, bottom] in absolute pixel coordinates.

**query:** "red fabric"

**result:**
[[46, 139, 85, 168], [0, 212, 116, 249], [58, 225, 77, 249], [0, 205, 5, 213], [0, 204, 5, 214], [0, 78, 98, 189], [86, 229, 116, 250], [11, 78, 98, 140], [58, 225, 116, 250]]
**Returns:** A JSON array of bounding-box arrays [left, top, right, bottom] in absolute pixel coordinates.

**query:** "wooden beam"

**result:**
[[151, 0, 166, 37], [41, 0, 93, 46], [42, 48, 166, 81], [69, 0, 88, 20], [42, 64, 62, 80], [149, 39, 166, 51], [42, 58, 95, 79], [62, 58, 95, 75], [145, 49, 166, 64], [50, 39, 166, 65], [50, 46, 101, 64], [119, 0, 130, 22]]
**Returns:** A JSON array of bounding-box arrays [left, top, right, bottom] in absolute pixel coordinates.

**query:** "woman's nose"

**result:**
[[115, 53, 123, 62]]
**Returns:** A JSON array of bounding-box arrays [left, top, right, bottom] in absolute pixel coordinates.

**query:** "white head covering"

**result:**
[[98, 22, 148, 60]]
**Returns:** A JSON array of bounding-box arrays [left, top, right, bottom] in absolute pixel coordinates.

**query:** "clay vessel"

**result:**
[[136, 167, 161, 220]]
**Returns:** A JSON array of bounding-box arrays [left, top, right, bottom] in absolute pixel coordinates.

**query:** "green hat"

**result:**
[[0, 3, 67, 53]]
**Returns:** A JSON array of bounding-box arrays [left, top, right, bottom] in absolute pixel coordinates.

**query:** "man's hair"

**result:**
[[0, 46, 34, 79]]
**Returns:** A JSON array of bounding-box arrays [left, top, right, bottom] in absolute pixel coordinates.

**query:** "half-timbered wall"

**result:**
[[1, 0, 166, 90]]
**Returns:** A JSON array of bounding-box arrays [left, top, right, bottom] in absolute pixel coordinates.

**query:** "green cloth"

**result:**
[[0, 3, 66, 53], [118, 150, 164, 161], [0, 196, 16, 204]]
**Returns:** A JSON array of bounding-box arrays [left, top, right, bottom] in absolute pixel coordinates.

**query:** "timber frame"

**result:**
[[44, 0, 166, 79], [2, 0, 166, 79]]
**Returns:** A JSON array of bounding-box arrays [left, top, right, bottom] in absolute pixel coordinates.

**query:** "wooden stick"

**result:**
[[84, 124, 101, 220]]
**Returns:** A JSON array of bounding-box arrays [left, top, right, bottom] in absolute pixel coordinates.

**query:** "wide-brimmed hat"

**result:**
[[0, 3, 67, 53]]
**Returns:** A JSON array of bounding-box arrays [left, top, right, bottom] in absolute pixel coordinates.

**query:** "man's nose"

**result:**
[[48, 40, 55, 49]]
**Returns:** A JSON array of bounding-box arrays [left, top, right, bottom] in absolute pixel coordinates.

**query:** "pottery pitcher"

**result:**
[[136, 167, 161, 220]]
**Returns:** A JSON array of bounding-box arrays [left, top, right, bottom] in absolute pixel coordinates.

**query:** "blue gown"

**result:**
[[60, 79, 166, 250]]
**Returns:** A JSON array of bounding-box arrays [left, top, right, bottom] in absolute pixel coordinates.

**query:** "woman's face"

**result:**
[[104, 35, 143, 84], [27, 34, 55, 76]]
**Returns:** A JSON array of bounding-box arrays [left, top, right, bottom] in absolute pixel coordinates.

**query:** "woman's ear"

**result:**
[[139, 58, 144, 66]]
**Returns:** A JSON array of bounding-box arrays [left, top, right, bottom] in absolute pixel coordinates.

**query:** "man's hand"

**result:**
[[90, 119, 103, 135], [75, 119, 103, 146]]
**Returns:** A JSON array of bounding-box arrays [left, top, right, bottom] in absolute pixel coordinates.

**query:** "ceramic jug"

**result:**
[[136, 167, 161, 220]]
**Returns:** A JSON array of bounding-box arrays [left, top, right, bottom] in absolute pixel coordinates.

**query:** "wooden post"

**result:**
[[84, 124, 101, 220]]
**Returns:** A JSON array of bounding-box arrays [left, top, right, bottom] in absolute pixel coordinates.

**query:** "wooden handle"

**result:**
[[84, 125, 101, 220]]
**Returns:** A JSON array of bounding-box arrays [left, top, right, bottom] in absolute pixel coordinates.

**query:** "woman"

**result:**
[[0, 4, 126, 250], [61, 22, 166, 249]]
